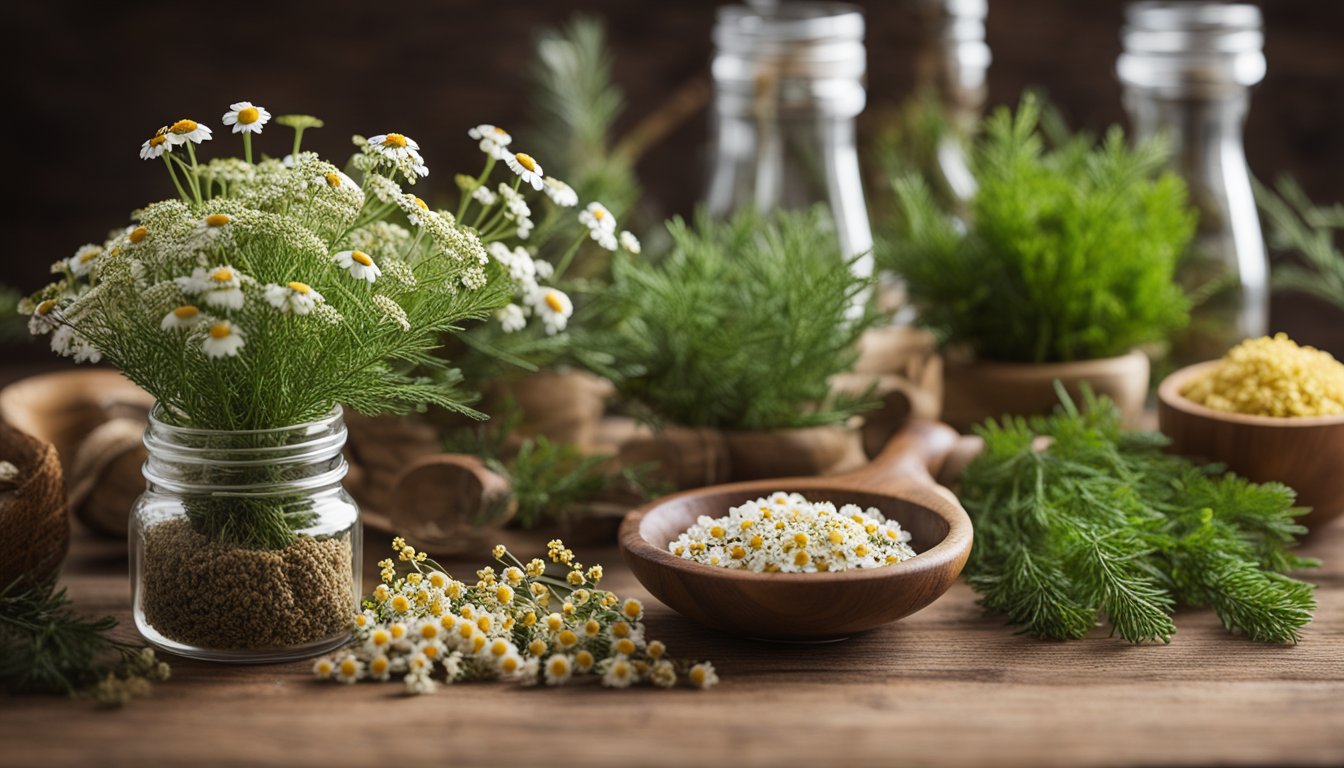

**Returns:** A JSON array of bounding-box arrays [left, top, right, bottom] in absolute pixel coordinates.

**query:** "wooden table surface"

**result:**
[[3, 517, 1342, 768]]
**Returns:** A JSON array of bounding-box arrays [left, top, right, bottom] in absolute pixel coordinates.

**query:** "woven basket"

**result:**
[[0, 422, 68, 586]]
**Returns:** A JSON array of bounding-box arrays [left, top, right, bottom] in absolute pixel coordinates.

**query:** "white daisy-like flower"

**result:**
[[189, 265, 245, 310], [650, 659, 678, 689], [139, 129, 172, 160], [619, 230, 642, 254], [543, 654, 574, 686], [160, 304, 204, 331], [404, 671, 437, 695], [263, 281, 324, 315], [471, 185, 498, 206], [593, 229, 618, 251], [366, 133, 423, 163], [529, 287, 573, 335], [202, 320, 245, 359], [542, 177, 578, 207], [165, 118, 212, 146], [468, 124, 513, 158], [312, 658, 335, 679], [333, 655, 363, 685], [367, 654, 392, 682], [67, 244, 102, 278], [221, 101, 271, 134], [579, 202, 617, 233], [191, 213, 234, 245], [504, 152, 545, 191], [334, 249, 381, 283], [496, 303, 526, 333], [27, 299, 59, 335], [689, 662, 719, 690], [602, 656, 636, 688]]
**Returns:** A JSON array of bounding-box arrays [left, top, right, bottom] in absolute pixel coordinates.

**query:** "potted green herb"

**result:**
[[588, 208, 881, 485], [881, 96, 1195, 430]]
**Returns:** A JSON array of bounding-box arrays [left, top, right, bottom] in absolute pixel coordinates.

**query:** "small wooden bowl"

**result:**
[[1158, 361, 1344, 532], [619, 421, 973, 640]]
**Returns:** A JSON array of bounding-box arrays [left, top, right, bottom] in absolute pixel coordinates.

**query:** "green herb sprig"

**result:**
[[881, 95, 1195, 363], [588, 207, 881, 431], [1258, 176, 1344, 312], [960, 386, 1317, 644]]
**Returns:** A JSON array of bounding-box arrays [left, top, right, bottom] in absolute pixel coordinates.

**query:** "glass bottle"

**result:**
[[1118, 1, 1269, 364], [706, 2, 873, 280], [130, 406, 360, 663], [913, 0, 990, 205]]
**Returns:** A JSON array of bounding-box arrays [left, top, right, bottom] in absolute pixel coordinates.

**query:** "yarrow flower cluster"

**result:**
[[312, 538, 718, 693], [669, 492, 919, 573]]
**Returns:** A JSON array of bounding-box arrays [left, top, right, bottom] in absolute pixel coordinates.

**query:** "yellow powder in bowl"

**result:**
[[1181, 334, 1344, 418]]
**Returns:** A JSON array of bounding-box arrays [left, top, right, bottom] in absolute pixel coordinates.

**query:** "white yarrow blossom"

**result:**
[[468, 124, 513, 158], [504, 152, 545, 191], [334, 250, 381, 283], [471, 185, 498, 206], [222, 101, 271, 134], [202, 320, 245, 359], [542, 177, 578, 207], [165, 118, 212, 146], [496, 303, 526, 333], [264, 281, 324, 315]]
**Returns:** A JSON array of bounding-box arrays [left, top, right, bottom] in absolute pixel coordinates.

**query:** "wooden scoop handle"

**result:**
[[842, 419, 960, 495]]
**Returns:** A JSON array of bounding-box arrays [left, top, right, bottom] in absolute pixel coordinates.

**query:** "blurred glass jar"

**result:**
[[706, 2, 873, 280], [913, 0, 990, 205], [1118, 1, 1269, 364]]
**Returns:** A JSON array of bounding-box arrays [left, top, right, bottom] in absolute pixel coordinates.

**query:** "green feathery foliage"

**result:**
[[1257, 176, 1344, 312], [588, 207, 881, 430], [1, 578, 170, 706], [961, 386, 1318, 644], [527, 16, 640, 217], [880, 95, 1195, 363]]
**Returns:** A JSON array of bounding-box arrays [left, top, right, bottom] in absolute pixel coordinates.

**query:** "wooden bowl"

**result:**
[[1158, 361, 1344, 532], [619, 421, 973, 640]]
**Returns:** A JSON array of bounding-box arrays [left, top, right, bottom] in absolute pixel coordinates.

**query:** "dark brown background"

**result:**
[[5, 0, 1342, 360]]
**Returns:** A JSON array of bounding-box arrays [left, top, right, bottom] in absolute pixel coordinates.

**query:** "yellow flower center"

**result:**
[[210, 268, 234, 282], [549, 658, 569, 676], [828, 530, 845, 545], [206, 213, 231, 228], [237, 106, 260, 124], [370, 657, 389, 674], [514, 153, 537, 172], [749, 534, 763, 549], [351, 250, 374, 267], [794, 550, 811, 566], [147, 135, 168, 148], [339, 658, 358, 676], [494, 126, 508, 135], [36, 299, 56, 315], [324, 172, 341, 187], [287, 281, 311, 294], [129, 226, 148, 243], [80, 250, 99, 264], [544, 291, 565, 314], [709, 525, 726, 539], [172, 305, 199, 319], [414, 196, 428, 210], [170, 119, 198, 134], [383, 133, 408, 148], [793, 533, 808, 547], [208, 322, 232, 340], [558, 629, 578, 646]]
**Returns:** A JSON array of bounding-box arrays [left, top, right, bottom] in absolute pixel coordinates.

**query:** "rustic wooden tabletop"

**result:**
[[3, 519, 1342, 768]]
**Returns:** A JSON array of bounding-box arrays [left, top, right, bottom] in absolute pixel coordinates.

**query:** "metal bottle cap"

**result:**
[[1118, 2, 1266, 97]]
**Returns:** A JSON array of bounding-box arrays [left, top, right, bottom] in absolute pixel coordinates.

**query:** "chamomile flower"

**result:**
[[404, 671, 437, 695], [140, 129, 172, 160], [619, 230, 642, 254], [504, 152, 545, 191], [160, 304, 204, 331], [497, 653, 525, 678], [621, 598, 644, 621], [366, 132, 422, 162], [689, 662, 720, 690], [468, 124, 513, 158], [367, 654, 392, 682], [333, 250, 381, 283], [263, 281, 324, 315], [650, 660, 677, 688], [312, 658, 335, 679], [191, 213, 234, 245], [201, 320, 245, 359], [67, 244, 102, 278], [528, 287, 573, 335], [166, 119, 212, 146], [221, 101, 271, 134], [198, 266, 245, 310], [602, 656, 636, 688], [542, 177, 578, 207], [334, 655, 363, 684], [579, 202, 617, 233], [27, 299, 59, 335], [544, 654, 574, 686]]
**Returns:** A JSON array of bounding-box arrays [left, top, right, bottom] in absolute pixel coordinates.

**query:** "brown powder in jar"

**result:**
[[140, 517, 353, 649]]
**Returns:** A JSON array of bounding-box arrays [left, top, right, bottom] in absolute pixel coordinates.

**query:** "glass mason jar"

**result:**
[[130, 406, 361, 663], [913, 0, 990, 206], [706, 2, 873, 282], [1118, 1, 1269, 364]]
